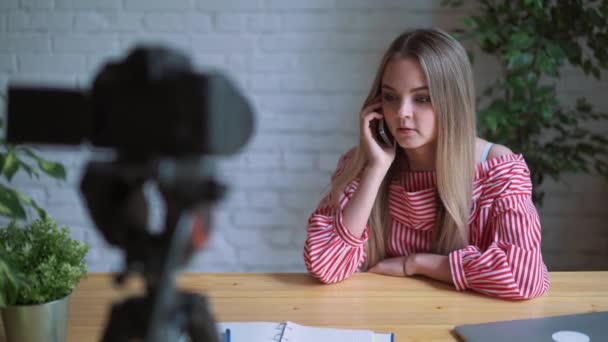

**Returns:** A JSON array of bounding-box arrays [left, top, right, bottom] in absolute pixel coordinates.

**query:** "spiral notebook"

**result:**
[[216, 321, 394, 342]]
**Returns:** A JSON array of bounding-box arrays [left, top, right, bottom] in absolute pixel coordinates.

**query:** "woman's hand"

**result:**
[[360, 100, 396, 172], [368, 255, 417, 277], [368, 254, 454, 285]]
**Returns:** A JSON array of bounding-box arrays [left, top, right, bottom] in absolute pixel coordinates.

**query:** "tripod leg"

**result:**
[[101, 297, 149, 342], [181, 292, 220, 342]]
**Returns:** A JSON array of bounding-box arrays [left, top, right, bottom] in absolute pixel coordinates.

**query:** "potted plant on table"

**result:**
[[0, 94, 88, 341], [0, 217, 88, 342]]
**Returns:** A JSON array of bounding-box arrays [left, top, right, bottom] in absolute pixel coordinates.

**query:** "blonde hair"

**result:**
[[329, 28, 476, 269]]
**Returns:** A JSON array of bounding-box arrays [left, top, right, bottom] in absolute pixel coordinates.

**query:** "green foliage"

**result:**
[[0, 248, 20, 307], [442, 0, 608, 205], [0, 217, 88, 306]]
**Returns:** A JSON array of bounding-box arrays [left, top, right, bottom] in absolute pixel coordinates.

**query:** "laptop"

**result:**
[[454, 311, 608, 342]]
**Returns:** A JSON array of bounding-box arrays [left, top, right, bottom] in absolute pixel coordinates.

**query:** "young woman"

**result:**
[[304, 28, 550, 300]]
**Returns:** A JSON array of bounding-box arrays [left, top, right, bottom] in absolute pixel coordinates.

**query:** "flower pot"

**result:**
[[1, 293, 71, 342]]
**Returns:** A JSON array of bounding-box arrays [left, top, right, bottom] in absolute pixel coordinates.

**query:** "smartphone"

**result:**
[[371, 118, 394, 148]]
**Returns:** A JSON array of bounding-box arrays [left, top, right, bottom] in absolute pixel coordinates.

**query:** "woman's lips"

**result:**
[[397, 127, 417, 135]]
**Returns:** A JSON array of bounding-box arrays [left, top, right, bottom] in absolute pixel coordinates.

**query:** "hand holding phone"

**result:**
[[372, 118, 394, 148], [360, 100, 396, 171]]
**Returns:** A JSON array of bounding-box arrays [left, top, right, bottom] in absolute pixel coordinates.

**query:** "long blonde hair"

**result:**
[[329, 28, 476, 269]]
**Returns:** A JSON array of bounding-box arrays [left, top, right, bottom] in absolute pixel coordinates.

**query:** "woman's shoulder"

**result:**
[[486, 143, 512, 160], [475, 143, 531, 182]]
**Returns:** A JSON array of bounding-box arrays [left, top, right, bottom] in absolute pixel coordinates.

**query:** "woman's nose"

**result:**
[[397, 101, 413, 118]]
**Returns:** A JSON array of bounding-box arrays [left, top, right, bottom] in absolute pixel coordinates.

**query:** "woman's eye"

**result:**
[[382, 94, 396, 102], [416, 96, 431, 103]]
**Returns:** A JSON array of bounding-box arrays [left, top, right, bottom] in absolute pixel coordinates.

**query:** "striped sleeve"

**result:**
[[449, 160, 550, 300], [304, 150, 369, 284]]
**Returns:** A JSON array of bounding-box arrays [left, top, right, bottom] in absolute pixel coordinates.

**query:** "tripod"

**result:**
[[81, 157, 224, 342]]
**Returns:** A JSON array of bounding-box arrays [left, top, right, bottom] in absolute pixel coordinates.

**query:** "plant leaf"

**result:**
[[37, 159, 66, 180], [15, 190, 46, 219], [18, 160, 40, 179], [2, 152, 19, 182], [0, 184, 27, 219], [21, 149, 66, 180]]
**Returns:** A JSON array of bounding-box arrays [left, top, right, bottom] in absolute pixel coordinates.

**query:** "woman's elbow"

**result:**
[[512, 275, 551, 300], [305, 262, 343, 284], [313, 273, 344, 285]]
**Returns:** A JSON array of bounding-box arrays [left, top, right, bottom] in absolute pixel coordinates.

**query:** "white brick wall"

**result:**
[[1, 1, 607, 273]]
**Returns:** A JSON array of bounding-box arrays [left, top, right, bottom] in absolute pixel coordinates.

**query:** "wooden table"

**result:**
[[1, 272, 607, 341]]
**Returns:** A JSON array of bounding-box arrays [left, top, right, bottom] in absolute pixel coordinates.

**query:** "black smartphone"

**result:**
[[371, 118, 394, 148]]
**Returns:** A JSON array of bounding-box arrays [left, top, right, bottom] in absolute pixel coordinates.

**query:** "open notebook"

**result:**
[[216, 321, 394, 342]]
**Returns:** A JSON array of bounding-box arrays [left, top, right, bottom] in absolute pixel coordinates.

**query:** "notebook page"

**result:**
[[217, 322, 285, 342], [374, 332, 394, 342], [281, 321, 374, 342]]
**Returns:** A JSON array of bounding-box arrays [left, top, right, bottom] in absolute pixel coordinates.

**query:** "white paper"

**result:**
[[214, 321, 393, 342], [281, 321, 373, 342], [217, 322, 285, 342]]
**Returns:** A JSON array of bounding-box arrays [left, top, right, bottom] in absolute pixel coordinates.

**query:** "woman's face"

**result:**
[[380, 57, 438, 151]]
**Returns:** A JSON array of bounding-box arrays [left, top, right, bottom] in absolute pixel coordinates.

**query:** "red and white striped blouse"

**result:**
[[304, 150, 550, 300]]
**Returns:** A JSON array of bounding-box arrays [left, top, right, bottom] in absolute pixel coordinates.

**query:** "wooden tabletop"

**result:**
[[2, 272, 607, 341]]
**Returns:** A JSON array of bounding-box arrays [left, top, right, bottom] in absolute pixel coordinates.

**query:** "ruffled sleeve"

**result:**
[[449, 155, 550, 299], [304, 148, 369, 284]]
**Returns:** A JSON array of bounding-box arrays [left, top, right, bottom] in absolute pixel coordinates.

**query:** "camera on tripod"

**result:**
[[6, 45, 255, 342]]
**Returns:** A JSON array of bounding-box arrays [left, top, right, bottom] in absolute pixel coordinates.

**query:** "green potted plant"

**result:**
[[0, 217, 88, 342], [442, 0, 608, 205]]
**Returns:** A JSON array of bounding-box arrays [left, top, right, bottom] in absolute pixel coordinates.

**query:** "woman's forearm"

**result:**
[[410, 253, 454, 284], [341, 166, 388, 238]]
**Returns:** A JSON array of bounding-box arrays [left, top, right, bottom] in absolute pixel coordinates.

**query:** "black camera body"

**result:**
[[7, 46, 253, 158]]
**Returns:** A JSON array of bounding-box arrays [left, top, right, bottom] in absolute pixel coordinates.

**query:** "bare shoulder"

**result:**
[[488, 143, 513, 159]]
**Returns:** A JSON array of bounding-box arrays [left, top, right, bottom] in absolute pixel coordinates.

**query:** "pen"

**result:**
[[224, 328, 231, 342]]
